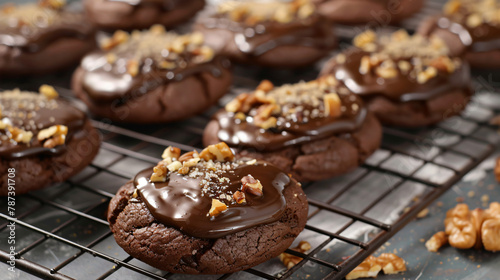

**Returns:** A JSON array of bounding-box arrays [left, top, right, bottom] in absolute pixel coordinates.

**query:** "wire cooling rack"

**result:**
[[1, 0, 500, 279]]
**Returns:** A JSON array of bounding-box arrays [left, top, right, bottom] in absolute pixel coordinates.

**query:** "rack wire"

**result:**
[[1, 0, 500, 279]]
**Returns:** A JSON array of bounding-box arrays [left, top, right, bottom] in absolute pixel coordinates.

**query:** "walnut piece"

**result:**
[[39, 85, 59, 100], [241, 175, 263, 196], [444, 204, 477, 249], [37, 125, 68, 148], [376, 253, 406, 275], [127, 60, 139, 77], [346, 256, 382, 280], [425, 231, 448, 252], [353, 30, 377, 51], [39, 0, 66, 10], [482, 202, 500, 252], [150, 160, 170, 182], [101, 30, 129, 50], [323, 93, 341, 118], [279, 241, 311, 269], [8, 126, 33, 144], [233, 191, 246, 204], [199, 142, 234, 162], [162, 146, 181, 160], [209, 199, 227, 217]]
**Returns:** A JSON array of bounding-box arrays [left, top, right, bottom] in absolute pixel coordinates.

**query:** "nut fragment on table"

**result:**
[[425, 231, 448, 252], [376, 253, 407, 275], [444, 203, 477, 249], [279, 241, 311, 269], [346, 256, 382, 280]]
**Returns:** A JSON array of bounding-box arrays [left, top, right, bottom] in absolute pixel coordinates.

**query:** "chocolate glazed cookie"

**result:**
[[84, 0, 205, 30], [311, 0, 424, 25], [203, 77, 382, 182], [72, 26, 232, 123], [108, 143, 308, 274], [0, 87, 100, 196], [194, 0, 336, 68], [418, 0, 500, 68], [320, 30, 473, 127], [0, 1, 96, 76]]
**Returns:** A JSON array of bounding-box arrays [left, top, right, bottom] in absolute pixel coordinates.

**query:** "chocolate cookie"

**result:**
[[418, 0, 500, 68], [0, 86, 100, 196], [0, 1, 96, 76], [311, 0, 424, 25], [203, 77, 382, 182], [320, 30, 472, 127], [83, 0, 205, 30], [71, 25, 233, 123], [107, 143, 308, 274], [194, 0, 337, 68]]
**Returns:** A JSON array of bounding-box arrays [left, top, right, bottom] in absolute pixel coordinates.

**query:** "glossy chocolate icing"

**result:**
[[331, 49, 471, 102], [0, 91, 85, 159], [0, 4, 94, 52], [214, 87, 366, 152], [200, 13, 335, 57], [134, 160, 290, 239]]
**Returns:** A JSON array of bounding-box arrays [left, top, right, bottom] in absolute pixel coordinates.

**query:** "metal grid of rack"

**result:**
[[1, 0, 500, 279]]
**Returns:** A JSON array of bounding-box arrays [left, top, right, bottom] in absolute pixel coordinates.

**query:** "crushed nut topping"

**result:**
[[95, 26, 215, 77], [225, 76, 356, 130], [346, 253, 406, 280], [149, 143, 272, 217], [351, 29, 461, 84], [37, 124, 68, 148], [279, 241, 311, 269], [0, 88, 68, 147], [428, 202, 500, 252], [443, 0, 500, 28], [0, 1, 66, 29], [217, 0, 315, 25]]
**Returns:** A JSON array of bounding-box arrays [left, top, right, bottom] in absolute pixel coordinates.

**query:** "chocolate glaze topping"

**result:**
[[0, 2, 95, 52], [324, 30, 471, 102], [421, 0, 500, 53], [0, 89, 85, 159], [199, 0, 335, 57], [108, 0, 196, 11], [135, 161, 289, 239], [80, 28, 230, 104], [214, 77, 366, 152]]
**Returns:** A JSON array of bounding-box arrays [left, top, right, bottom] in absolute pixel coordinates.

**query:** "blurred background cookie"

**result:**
[[0, 0, 96, 76], [0, 86, 100, 195], [194, 0, 336, 68], [71, 25, 232, 123], [418, 0, 500, 68], [203, 76, 382, 181], [312, 0, 424, 25], [83, 0, 205, 30], [321, 30, 472, 127]]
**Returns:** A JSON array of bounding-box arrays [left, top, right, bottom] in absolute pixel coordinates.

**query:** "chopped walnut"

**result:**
[[323, 93, 341, 118], [162, 146, 181, 161], [127, 60, 139, 77], [209, 199, 227, 217], [101, 30, 129, 50], [482, 202, 500, 251], [178, 151, 200, 162], [444, 204, 477, 249], [150, 160, 170, 182], [37, 124, 68, 148], [375, 253, 406, 275], [353, 30, 377, 50], [425, 231, 448, 252], [444, 0, 461, 15], [39, 0, 66, 10], [7, 126, 33, 144], [241, 175, 263, 196], [346, 256, 382, 280], [256, 80, 274, 92], [279, 241, 311, 269], [39, 85, 59, 100], [199, 142, 234, 162], [149, 24, 166, 35], [233, 191, 246, 204], [417, 66, 438, 84]]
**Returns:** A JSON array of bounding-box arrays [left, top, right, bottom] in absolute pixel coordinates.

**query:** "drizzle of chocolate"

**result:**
[[330, 49, 471, 102], [0, 92, 85, 159], [134, 161, 290, 239], [80, 52, 229, 104], [214, 92, 366, 152], [0, 7, 94, 52], [425, 16, 500, 53], [200, 14, 335, 57]]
